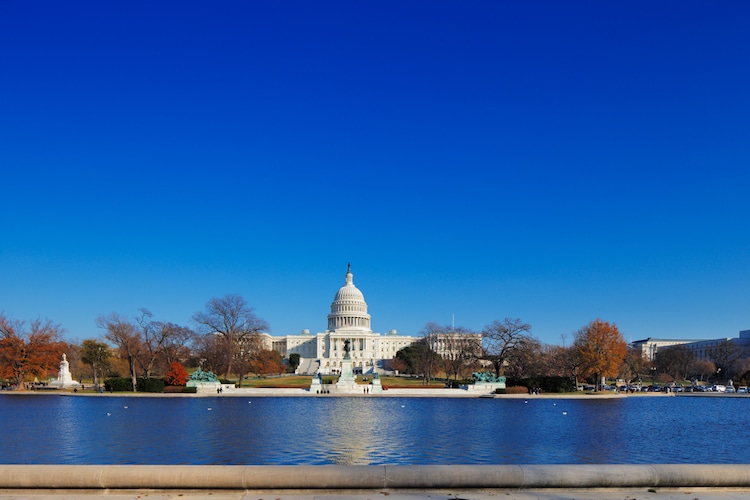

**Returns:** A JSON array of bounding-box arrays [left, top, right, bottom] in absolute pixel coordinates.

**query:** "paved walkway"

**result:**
[[3, 489, 750, 499]]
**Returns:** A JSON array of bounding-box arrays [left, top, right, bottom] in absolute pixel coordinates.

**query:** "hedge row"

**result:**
[[104, 377, 171, 393]]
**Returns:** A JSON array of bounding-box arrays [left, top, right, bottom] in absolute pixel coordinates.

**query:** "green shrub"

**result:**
[[136, 378, 165, 393], [165, 385, 197, 394], [104, 377, 134, 392], [505, 376, 575, 393]]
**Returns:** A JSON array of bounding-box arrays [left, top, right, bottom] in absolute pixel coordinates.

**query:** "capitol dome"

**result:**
[[327, 263, 371, 332]]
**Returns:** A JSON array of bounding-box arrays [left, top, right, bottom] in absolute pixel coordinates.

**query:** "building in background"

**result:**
[[631, 331, 750, 361], [259, 264, 481, 375]]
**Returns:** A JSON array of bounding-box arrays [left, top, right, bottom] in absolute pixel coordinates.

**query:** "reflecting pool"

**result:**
[[1, 395, 748, 465]]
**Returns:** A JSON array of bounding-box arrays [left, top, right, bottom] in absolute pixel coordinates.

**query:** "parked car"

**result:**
[[737, 386, 748, 393], [725, 386, 735, 393]]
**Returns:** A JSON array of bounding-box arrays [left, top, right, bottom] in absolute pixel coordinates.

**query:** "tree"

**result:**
[[481, 318, 534, 377], [573, 319, 627, 390], [164, 361, 188, 386], [389, 355, 408, 374], [394, 344, 422, 375], [192, 294, 269, 381], [654, 345, 696, 382], [249, 349, 286, 375], [503, 336, 543, 379], [0, 315, 66, 389], [79, 339, 112, 390], [691, 359, 716, 382], [394, 335, 442, 384], [288, 353, 301, 373], [706, 340, 743, 380], [97, 313, 142, 392], [424, 323, 481, 381], [136, 309, 193, 379], [619, 348, 649, 384], [416, 322, 444, 384], [533, 344, 571, 378], [192, 330, 227, 375], [233, 332, 266, 386]]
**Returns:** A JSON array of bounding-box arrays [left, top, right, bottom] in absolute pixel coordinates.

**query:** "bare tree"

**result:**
[[481, 317, 534, 377], [136, 309, 194, 379], [192, 294, 269, 381], [233, 333, 265, 387], [654, 345, 696, 382], [435, 325, 481, 381], [193, 332, 226, 374], [416, 322, 444, 385], [692, 359, 716, 382], [161, 324, 195, 366], [619, 348, 648, 384], [706, 339, 743, 380], [503, 336, 542, 379], [533, 344, 570, 378], [97, 313, 141, 391]]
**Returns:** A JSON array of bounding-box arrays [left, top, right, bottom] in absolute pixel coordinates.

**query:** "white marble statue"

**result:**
[[48, 353, 81, 389]]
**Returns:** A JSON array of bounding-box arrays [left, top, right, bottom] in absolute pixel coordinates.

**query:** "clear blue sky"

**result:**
[[1, 1, 748, 346]]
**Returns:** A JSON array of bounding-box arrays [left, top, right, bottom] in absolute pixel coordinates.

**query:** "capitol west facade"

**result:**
[[261, 265, 465, 375]]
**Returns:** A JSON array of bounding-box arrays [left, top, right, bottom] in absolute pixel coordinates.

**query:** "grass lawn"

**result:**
[[240, 375, 313, 388], [239, 374, 446, 389]]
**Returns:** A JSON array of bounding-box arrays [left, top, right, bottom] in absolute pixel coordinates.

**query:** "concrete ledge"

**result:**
[[1, 465, 750, 491]]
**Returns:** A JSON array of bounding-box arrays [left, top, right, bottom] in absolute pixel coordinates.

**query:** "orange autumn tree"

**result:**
[[164, 361, 188, 386], [0, 315, 67, 389], [249, 349, 286, 376], [573, 319, 627, 390]]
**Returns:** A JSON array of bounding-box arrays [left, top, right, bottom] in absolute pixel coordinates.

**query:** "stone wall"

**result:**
[[2, 465, 750, 491]]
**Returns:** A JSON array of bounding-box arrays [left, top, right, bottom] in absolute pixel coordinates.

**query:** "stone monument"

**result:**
[[334, 338, 359, 393], [464, 371, 506, 393], [309, 371, 324, 393], [48, 354, 81, 389], [369, 371, 383, 394], [186, 366, 223, 393]]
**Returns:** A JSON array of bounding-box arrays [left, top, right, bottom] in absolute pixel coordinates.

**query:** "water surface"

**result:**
[[1, 395, 747, 465]]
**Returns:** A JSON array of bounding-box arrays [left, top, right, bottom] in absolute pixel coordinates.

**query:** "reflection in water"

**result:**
[[314, 398, 377, 464], [2, 395, 750, 465]]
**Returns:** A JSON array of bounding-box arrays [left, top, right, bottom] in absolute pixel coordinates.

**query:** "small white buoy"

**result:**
[[123, 406, 128, 409], [106, 413, 111, 416], [562, 411, 568, 415], [207, 408, 212, 411]]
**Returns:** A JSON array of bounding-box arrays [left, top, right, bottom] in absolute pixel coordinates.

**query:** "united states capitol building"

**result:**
[[259, 264, 478, 375]]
